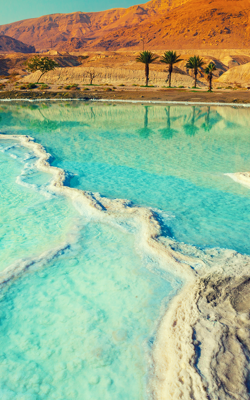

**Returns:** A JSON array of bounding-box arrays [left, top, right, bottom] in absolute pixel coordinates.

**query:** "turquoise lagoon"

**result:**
[[0, 101, 250, 399]]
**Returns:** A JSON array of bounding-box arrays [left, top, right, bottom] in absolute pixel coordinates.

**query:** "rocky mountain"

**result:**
[[0, 35, 35, 53], [0, 0, 250, 51]]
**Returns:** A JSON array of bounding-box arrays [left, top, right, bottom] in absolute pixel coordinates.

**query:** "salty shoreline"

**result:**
[[0, 88, 250, 104], [1, 128, 250, 399]]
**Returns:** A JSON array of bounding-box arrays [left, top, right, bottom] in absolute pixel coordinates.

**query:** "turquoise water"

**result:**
[[0, 133, 176, 400], [0, 140, 77, 270], [0, 218, 173, 400], [0, 101, 250, 398], [1, 102, 250, 253]]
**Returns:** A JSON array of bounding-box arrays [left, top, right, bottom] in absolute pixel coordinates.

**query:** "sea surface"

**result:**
[[0, 101, 250, 399]]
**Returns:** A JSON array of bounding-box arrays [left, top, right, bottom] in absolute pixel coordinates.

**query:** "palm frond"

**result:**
[[205, 62, 217, 74], [160, 51, 183, 65], [186, 56, 205, 69], [136, 51, 159, 64]]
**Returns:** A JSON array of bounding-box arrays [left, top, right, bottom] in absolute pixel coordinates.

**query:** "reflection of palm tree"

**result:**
[[137, 106, 153, 138], [27, 107, 89, 133], [184, 106, 199, 136], [202, 106, 212, 132], [158, 106, 177, 140], [90, 107, 96, 120]]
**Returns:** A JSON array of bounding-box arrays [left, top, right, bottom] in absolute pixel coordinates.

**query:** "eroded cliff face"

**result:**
[[0, 0, 250, 51]]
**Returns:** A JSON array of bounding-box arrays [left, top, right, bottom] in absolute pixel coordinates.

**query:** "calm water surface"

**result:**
[[0, 101, 249, 399]]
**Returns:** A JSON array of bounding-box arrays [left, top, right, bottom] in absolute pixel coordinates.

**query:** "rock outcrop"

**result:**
[[21, 65, 202, 87], [217, 62, 250, 86]]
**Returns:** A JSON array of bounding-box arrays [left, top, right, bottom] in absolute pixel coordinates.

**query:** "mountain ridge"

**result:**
[[0, 0, 250, 51]]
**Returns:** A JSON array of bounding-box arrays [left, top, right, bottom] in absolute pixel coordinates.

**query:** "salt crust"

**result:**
[[1, 98, 250, 107], [1, 133, 250, 400]]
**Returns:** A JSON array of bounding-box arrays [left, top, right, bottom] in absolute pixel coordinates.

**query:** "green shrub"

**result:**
[[82, 87, 90, 91], [64, 84, 79, 90], [27, 83, 37, 89], [118, 84, 125, 86], [39, 84, 49, 90], [19, 85, 27, 90], [178, 85, 185, 88], [104, 87, 112, 91]]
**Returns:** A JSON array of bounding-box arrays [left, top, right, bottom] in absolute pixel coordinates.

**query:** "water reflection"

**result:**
[[201, 107, 213, 132], [158, 107, 178, 140], [137, 106, 154, 138], [183, 106, 199, 136]]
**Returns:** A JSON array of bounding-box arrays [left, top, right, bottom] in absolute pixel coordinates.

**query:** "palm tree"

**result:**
[[186, 56, 205, 88], [136, 51, 158, 86], [205, 62, 216, 91], [160, 51, 183, 87]]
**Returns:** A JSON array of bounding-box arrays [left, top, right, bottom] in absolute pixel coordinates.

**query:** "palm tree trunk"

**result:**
[[194, 70, 197, 88], [209, 76, 212, 91], [145, 64, 149, 86], [169, 64, 173, 87]]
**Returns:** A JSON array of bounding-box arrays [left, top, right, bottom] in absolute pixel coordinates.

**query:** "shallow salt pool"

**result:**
[[0, 134, 178, 400], [0, 219, 175, 400], [0, 101, 250, 399], [0, 140, 77, 270]]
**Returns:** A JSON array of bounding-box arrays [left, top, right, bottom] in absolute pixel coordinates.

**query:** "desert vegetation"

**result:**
[[160, 51, 183, 87], [0, 50, 249, 99], [136, 51, 158, 87], [26, 56, 59, 82], [85, 70, 99, 85], [186, 56, 205, 88], [205, 62, 217, 91]]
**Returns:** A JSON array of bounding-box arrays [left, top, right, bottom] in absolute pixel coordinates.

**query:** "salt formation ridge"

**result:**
[[0, 133, 250, 400]]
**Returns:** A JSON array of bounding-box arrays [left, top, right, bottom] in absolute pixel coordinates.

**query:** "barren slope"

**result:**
[[0, 35, 35, 53], [0, 0, 250, 51]]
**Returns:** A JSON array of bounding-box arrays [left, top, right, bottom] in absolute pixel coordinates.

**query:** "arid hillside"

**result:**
[[0, 0, 250, 51], [0, 51, 81, 76], [0, 35, 35, 53]]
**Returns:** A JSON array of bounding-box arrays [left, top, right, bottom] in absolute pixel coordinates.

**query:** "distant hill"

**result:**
[[0, 0, 250, 51], [0, 35, 35, 53]]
